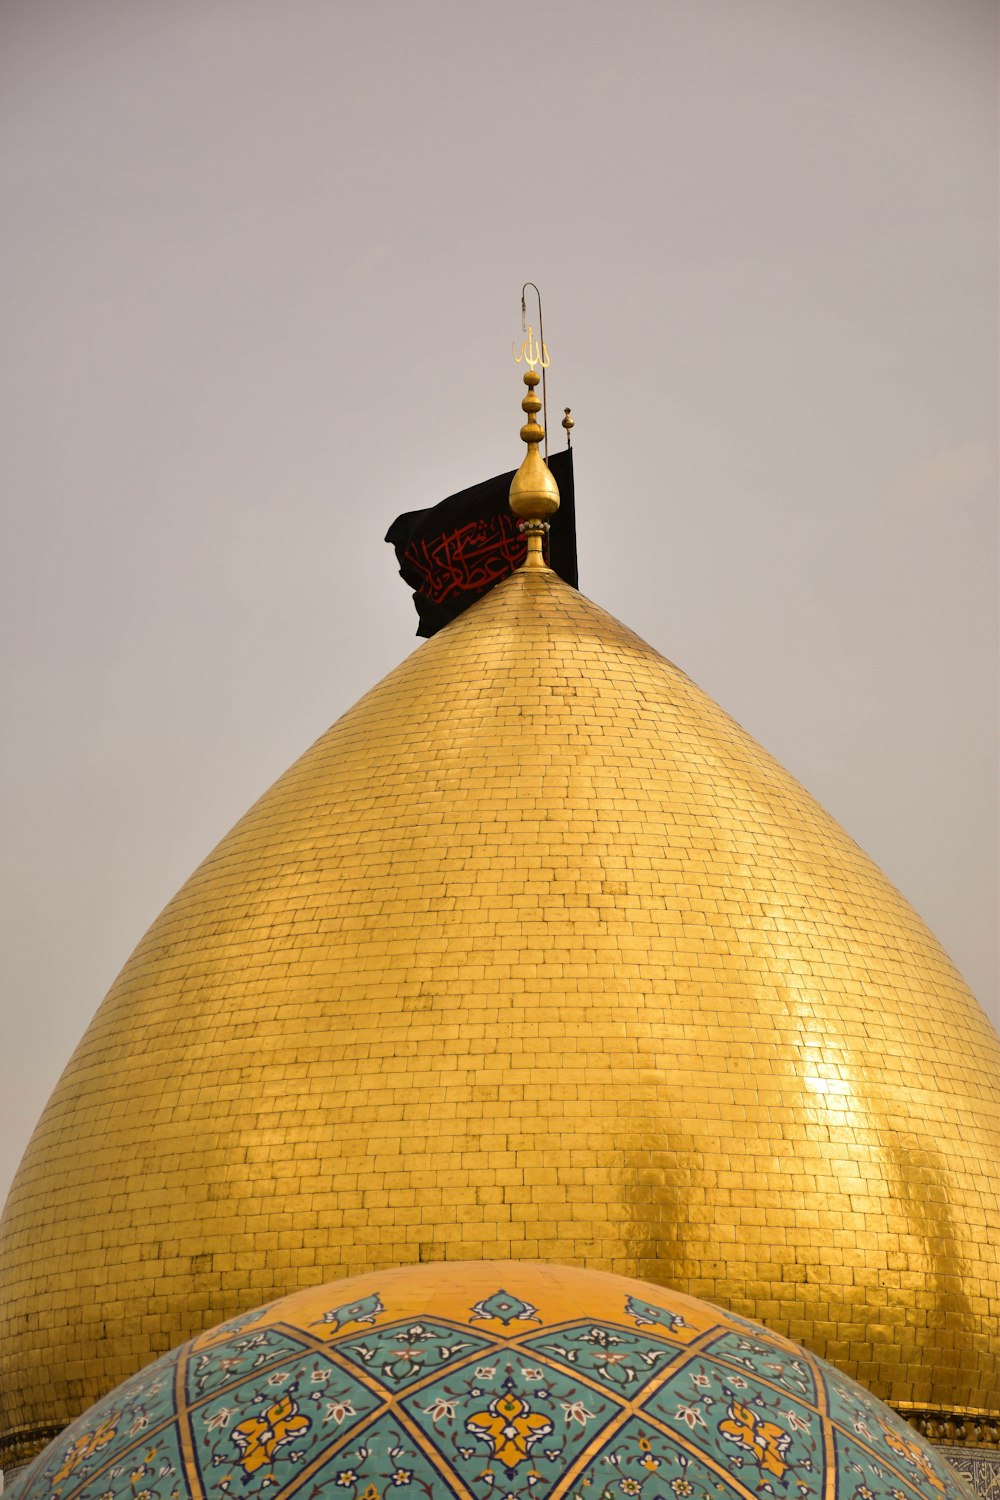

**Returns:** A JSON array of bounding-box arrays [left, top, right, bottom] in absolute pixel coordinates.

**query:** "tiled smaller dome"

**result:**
[[6, 1263, 971, 1500]]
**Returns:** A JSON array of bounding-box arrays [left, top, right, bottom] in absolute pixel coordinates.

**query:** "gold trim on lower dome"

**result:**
[[0, 1424, 64, 1473], [1, 566, 998, 1456], [898, 1408, 1000, 1450]]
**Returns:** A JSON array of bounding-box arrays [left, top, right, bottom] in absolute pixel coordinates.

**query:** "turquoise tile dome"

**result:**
[[7, 1263, 972, 1500]]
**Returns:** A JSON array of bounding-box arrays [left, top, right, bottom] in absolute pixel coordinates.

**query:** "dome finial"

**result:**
[[510, 291, 560, 569]]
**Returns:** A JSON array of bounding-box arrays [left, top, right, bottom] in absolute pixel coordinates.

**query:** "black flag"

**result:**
[[385, 449, 577, 637]]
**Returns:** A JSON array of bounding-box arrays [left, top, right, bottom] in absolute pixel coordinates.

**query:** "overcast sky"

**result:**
[[1, 0, 997, 1207]]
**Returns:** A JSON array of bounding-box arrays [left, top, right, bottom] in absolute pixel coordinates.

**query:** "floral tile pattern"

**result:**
[[23, 1351, 180, 1500], [190, 1353, 380, 1493], [520, 1323, 680, 1397], [334, 1323, 491, 1393], [6, 1265, 975, 1500], [702, 1332, 818, 1405], [401, 1355, 618, 1498], [575, 1414, 761, 1500], [186, 1331, 309, 1404], [309, 1419, 452, 1500], [78, 1424, 188, 1500], [642, 1351, 824, 1492]]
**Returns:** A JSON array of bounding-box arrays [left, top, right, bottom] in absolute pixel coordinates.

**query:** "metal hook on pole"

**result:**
[[521, 282, 548, 463]]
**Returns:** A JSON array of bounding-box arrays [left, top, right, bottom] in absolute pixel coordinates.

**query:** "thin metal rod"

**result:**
[[521, 281, 548, 463]]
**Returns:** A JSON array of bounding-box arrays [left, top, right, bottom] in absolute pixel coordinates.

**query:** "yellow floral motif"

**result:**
[[52, 1415, 120, 1485], [466, 1391, 554, 1472], [231, 1393, 311, 1477], [637, 1434, 660, 1471], [718, 1401, 792, 1481], [882, 1427, 947, 1494]]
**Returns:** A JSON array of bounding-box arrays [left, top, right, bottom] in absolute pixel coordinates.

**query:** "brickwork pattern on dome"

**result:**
[[5, 1266, 977, 1500], [1, 566, 999, 1457]]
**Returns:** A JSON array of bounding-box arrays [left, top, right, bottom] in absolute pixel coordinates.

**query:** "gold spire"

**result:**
[[509, 368, 560, 569]]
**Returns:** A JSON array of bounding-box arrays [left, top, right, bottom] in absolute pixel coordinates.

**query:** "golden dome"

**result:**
[[8, 1261, 977, 1500], [2, 564, 998, 1466]]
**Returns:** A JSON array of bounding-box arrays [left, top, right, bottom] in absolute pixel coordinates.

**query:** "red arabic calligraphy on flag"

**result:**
[[385, 449, 576, 638], [403, 515, 528, 604]]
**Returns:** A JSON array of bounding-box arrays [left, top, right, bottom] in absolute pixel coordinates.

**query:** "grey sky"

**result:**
[[1, 0, 997, 1208]]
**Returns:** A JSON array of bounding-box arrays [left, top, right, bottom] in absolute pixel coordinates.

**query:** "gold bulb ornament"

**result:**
[[509, 369, 560, 568]]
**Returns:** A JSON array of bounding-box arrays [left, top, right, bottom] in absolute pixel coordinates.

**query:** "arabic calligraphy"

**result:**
[[512, 324, 549, 369], [404, 517, 528, 604]]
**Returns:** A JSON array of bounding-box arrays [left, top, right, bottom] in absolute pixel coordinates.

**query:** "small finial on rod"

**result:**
[[562, 408, 574, 448]]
